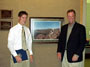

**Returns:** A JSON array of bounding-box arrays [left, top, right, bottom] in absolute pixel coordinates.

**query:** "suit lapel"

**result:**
[[64, 24, 68, 42]]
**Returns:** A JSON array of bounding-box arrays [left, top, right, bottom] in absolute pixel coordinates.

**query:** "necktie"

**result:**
[[22, 26, 27, 50]]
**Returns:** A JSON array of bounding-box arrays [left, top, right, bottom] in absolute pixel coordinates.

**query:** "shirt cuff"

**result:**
[[12, 52, 18, 57], [74, 54, 79, 58], [29, 51, 33, 55]]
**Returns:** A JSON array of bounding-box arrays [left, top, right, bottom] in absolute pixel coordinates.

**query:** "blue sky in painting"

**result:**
[[33, 21, 61, 30]]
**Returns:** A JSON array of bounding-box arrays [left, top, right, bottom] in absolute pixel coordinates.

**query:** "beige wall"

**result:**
[[0, 0, 80, 67]]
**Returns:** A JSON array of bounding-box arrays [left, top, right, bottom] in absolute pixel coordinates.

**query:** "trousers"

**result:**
[[62, 50, 83, 67]]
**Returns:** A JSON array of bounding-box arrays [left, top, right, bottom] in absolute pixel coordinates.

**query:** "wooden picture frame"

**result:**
[[29, 17, 64, 42], [0, 21, 12, 30], [0, 10, 12, 19]]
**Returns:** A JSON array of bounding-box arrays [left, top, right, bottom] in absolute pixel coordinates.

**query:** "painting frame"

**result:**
[[0, 10, 12, 19], [0, 21, 12, 30], [29, 17, 64, 42]]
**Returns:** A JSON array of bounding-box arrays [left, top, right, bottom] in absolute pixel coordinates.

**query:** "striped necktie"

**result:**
[[22, 26, 27, 50]]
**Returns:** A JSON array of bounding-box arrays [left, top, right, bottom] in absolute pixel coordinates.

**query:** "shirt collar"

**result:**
[[17, 23, 25, 29], [68, 22, 75, 27]]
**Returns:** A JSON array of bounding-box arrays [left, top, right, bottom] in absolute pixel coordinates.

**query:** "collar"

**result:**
[[17, 23, 25, 29], [68, 22, 75, 27]]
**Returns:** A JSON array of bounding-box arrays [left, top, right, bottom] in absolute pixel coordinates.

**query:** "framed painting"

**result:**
[[29, 17, 64, 42], [0, 21, 12, 30], [0, 10, 12, 19]]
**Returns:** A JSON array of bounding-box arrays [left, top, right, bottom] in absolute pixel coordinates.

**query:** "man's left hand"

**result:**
[[72, 54, 79, 61]]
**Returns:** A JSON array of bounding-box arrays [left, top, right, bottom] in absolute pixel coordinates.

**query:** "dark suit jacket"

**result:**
[[57, 22, 86, 63]]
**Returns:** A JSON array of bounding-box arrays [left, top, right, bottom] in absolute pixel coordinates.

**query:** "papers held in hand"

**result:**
[[12, 49, 28, 63]]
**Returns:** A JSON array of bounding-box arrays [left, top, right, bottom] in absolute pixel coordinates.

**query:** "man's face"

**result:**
[[67, 12, 75, 24], [19, 14, 28, 25]]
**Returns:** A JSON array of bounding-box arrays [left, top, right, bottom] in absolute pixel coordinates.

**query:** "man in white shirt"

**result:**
[[8, 11, 33, 67]]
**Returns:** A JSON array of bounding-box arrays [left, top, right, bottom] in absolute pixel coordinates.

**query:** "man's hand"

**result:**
[[72, 54, 79, 61], [15, 56, 22, 63], [57, 52, 62, 61], [30, 55, 33, 63]]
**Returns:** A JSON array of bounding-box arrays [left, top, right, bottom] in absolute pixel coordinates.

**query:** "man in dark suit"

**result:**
[[57, 9, 86, 67]]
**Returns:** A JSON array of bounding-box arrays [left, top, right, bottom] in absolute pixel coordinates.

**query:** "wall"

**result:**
[[86, 0, 90, 39], [0, 0, 80, 67]]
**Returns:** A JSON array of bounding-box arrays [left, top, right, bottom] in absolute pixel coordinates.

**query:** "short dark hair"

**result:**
[[18, 11, 28, 17], [67, 9, 76, 16]]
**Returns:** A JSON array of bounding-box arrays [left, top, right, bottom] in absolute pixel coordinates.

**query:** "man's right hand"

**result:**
[[15, 56, 22, 63], [57, 52, 62, 61]]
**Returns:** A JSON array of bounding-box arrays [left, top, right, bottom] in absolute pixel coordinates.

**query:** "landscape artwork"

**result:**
[[31, 21, 61, 40]]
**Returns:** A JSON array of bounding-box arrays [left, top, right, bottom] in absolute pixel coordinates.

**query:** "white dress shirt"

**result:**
[[8, 23, 33, 57]]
